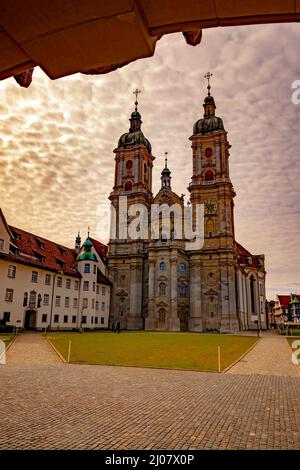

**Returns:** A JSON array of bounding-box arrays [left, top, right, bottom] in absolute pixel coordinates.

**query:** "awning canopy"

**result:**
[[1, 0, 299, 87]]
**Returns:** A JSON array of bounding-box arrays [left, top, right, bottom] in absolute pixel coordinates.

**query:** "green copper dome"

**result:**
[[78, 251, 98, 261], [193, 116, 224, 134]]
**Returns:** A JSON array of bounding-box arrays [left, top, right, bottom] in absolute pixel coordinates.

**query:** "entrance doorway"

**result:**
[[24, 310, 37, 330]]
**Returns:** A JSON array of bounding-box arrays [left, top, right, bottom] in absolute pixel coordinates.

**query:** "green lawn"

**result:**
[[0, 334, 15, 347], [48, 331, 257, 372]]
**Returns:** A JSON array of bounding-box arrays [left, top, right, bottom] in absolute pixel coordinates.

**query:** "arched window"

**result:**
[[159, 283, 166, 296], [205, 170, 214, 181], [23, 292, 28, 307], [250, 274, 256, 314], [179, 263, 186, 272], [159, 308, 166, 323], [37, 294, 42, 308], [29, 290, 37, 308], [124, 180, 132, 191], [159, 261, 166, 271]]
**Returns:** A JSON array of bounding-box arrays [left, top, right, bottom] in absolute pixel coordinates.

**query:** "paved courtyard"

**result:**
[[6, 332, 61, 364], [0, 363, 299, 450]]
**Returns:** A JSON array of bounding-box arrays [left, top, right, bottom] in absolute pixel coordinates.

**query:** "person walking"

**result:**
[[116, 321, 121, 334], [111, 322, 115, 333]]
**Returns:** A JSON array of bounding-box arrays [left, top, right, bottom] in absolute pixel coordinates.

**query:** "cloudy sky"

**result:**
[[0, 23, 300, 299]]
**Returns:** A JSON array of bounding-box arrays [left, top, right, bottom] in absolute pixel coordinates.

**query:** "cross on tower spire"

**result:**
[[204, 72, 213, 96], [164, 151, 168, 169], [133, 88, 141, 111]]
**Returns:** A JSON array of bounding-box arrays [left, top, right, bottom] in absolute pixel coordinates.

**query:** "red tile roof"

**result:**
[[8, 226, 79, 277], [90, 238, 108, 259], [1, 224, 110, 285], [236, 241, 262, 269], [277, 295, 291, 309]]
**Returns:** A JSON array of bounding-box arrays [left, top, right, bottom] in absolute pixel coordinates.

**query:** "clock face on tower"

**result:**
[[203, 199, 218, 214]]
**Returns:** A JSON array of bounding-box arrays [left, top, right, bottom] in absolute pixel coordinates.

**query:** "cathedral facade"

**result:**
[[107, 84, 267, 333]]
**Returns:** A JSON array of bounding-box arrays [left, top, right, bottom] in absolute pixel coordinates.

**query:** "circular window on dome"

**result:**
[[205, 148, 212, 158], [126, 160, 133, 170]]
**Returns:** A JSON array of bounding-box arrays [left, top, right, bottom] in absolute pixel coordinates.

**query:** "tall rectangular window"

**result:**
[[5, 289, 14, 302], [95, 316, 98, 324], [73, 298, 78, 309], [74, 280, 79, 291], [81, 316, 87, 324], [83, 298, 88, 309], [93, 282, 95, 292], [72, 315, 76, 323], [8, 265, 16, 278], [93, 265, 97, 274], [43, 294, 49, 306], [66, 279, 71, 289], [83, 281, 89, 291], [96, 285, 100, 294], [84, 264, 90, 273], [65, 297, 70, 308], [3, 312, 10, 322], [42, 314, 48, 323], [57, 276, 62, 287], [64, 315, 68, 323], [54, 314, 59, 323], [96, 301, 99, 311], [101, 302, 105, 311], [92, 299, 95, 309], [45, 274, 51, 285], [101, 317, 104, 325], [55, 296, 61, 307], [31, 271, 38, 283], [102, 287, 105, 296], [0, 238, 4, 250]]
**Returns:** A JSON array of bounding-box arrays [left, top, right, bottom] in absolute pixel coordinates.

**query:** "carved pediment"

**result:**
[[116, 289, 128, 297], [205, 288, 218, 295], [157, 301, 168, 307]]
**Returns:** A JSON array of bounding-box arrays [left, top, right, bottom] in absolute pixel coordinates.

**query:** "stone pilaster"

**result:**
[[168, 255, 180, 331], [188, 258, 202, 331], [145, 258, 156, 330]]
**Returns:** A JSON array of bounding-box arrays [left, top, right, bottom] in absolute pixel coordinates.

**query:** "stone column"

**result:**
[[145, 258, 156, 330], [168, 254, 180, 331], [188, 257, 202, 331], [127, 261, 143, 330], [220, 259, 239, 333]]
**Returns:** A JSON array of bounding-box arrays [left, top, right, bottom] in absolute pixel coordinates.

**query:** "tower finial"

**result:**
[[133, 88, 141, 111], [204, 72, 213, 96], [88, 226, 90, 238], [164, 151, 168, 169]]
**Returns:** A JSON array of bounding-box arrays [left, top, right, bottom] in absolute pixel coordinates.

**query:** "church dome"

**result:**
[[193, 115, 224, 135], [118, 130, 152, 153], [117, 105, 152, 153]]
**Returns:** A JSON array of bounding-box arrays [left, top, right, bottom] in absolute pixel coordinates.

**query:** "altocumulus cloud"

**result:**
[[0, 23, 299, 298]]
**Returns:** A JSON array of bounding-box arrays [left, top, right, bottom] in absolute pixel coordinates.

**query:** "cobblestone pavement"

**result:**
[[0, 364, 299, 450], [227, 331, 300, 377], [6, 333, 61, 364]]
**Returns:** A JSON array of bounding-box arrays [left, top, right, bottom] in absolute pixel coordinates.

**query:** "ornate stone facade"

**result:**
[[107, 87, 267, 332]]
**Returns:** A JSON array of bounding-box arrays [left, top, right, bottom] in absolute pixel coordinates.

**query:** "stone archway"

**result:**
[[24, 310, 37, 330]]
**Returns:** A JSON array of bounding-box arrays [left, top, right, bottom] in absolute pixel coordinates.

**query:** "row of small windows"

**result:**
[[1, 312, 105, 325], [158, 283, 188, 297], [84, 263, 97, 274], [159, 262, 186, 272], [7, 266, 106, 294], [51, 315, 105, 325]]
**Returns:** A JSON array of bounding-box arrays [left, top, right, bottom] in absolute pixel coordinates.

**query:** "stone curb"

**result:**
[[223, 337, 260, 373], [45, 335, 66, 363]]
